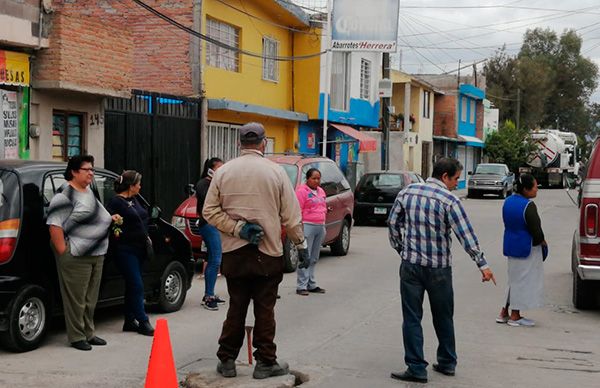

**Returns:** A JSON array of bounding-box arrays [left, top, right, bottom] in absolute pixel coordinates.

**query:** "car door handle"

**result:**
[[327, 206, 333, 213]]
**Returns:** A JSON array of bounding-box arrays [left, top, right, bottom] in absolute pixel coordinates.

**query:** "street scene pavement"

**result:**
[[1, 189, 599, 387]]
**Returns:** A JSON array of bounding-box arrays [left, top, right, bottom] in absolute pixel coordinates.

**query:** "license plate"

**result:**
[[374, 207, 387, 215]]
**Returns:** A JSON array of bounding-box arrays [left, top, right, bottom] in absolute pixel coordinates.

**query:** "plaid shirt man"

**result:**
[[388, 177, 488, 269]]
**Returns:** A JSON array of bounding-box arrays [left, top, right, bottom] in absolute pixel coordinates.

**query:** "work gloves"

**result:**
[[238, 222, 265, 245], [296, 239, 310, 269]]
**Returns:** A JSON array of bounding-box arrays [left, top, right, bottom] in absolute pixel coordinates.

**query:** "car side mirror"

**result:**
[[185, 184, 195, 196], [467, 171, 473, 175], [150, 206, 161, 220]]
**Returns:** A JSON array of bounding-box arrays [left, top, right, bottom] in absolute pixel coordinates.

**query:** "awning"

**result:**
[[459, 135, 485, 148], [433, 135, 464, 143], [330, 123, 377, 152]]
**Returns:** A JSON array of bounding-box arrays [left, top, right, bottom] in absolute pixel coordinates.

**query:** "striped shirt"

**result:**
[[47, 185, 113, 257], [388, 177, 488, 269]]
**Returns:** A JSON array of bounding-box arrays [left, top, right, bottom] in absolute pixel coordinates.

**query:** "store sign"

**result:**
[[0, 50, 30, 87], [331, 0, 400, 52], [1, 90, 19, 159]]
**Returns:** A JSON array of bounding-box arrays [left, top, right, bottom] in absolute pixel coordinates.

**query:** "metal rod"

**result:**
[[245, 326, 253, 365]]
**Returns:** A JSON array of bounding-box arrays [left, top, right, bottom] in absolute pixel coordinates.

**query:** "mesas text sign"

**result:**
[[331, 0, 399, 52]]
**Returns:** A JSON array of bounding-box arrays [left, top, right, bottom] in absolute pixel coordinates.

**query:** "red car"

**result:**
[[171, 155, 354, 272]]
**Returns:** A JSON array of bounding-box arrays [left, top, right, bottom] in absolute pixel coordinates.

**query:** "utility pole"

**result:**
[[516, 88, 521, 130], [381, 52, 391, 170]]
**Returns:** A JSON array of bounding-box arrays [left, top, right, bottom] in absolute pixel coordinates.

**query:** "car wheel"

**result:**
[[330, 219, 350, 256], [467, 189, 474, 199], [572, 270, 596, 310], [158, 261, 188, 313], [0, 285, 49, 352], [499, 187, 507, 199], [283, 237, 298, 273]]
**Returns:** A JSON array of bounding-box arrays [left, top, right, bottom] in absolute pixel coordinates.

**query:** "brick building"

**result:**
[[416, 75, 487, 189]]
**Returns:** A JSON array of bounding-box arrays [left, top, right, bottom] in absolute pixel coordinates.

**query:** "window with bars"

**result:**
[[360, 58, 371, 99], [52, 111, 83, 161], [206, 17, 240, 72], [262, 37, 279, 82], [207, 122, 241, 161], [423, 91, 431, 118], [331, 52, 350, 111]]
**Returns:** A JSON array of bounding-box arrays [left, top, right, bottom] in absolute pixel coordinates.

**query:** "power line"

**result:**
[[214, 0, 324, 36], [401, 4, 600, 15], [131, 0, 328, 61]]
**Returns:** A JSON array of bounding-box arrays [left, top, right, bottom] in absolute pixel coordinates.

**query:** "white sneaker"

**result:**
[[507, 318, 535, 327], [495, 315, 509, 324]]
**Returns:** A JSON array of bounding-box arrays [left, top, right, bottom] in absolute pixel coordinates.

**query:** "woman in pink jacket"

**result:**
[[295, 168, 327, 296]]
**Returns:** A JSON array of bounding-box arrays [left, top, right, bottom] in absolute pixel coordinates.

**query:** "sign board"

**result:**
[[378, 78, 392, 98], [0, 50, 30, 87], [1, 90, 19, 159], [331, 0, 400, 52]]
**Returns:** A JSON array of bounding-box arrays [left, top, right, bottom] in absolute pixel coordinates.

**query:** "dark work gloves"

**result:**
[[239, 222, 265, 245]]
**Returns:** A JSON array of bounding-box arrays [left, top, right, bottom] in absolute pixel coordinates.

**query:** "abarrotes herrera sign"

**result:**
[[331, 0, 399, 52]]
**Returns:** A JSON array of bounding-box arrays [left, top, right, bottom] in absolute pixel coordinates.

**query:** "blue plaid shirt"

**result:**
[[388, 178, 488, 269]]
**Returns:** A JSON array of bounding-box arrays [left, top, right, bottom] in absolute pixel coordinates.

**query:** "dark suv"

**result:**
[[0, 161, 195, 352], [172, 155, 354, 273]]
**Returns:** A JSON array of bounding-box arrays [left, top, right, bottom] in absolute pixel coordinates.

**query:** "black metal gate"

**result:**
[[104, 91, 201, 219]]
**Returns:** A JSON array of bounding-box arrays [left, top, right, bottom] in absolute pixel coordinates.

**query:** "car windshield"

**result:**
[[362, 174, 403, 189], [475, 165, 506, 175], [280, 164, 298, 187], [0, 170, 21, 221]]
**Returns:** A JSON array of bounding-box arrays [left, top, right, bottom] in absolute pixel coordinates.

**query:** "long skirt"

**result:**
[[505, 245, 544, 311]]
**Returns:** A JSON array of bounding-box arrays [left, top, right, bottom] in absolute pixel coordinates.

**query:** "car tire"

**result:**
[[572, 270, 596, 310], [283, 237, 298, 273], [499, 187, 507, 199], [330, 219, 350, 256], [0, 285, 49, 352], [158, 261, 188, 313], [467, 189, 475, 199]]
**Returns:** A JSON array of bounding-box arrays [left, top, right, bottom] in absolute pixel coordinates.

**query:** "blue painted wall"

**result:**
[[298, 121, 320, 155], [457, 84, 485, 138], [318, 93, 380, 128], [327, 129, 359, 173]]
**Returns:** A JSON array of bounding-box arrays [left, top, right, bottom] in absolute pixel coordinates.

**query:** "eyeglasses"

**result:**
[[79, 167, 96, 173]]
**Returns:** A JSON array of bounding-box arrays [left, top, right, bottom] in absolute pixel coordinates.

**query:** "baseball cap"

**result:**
[[239, 122, 265, 143]]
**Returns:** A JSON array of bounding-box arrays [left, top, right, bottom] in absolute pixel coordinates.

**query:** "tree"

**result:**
[[484, 28, 599, 137], [484, 120, 535, 173]]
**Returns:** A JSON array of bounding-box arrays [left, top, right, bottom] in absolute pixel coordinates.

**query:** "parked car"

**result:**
[[0, 161, 195, 352], [172, 155, 354, 273], [571, 140, 600, 309], [467, 163, 515, 198], [353, 171, 424, 225]]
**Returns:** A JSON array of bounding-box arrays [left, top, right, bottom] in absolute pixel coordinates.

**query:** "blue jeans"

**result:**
[[400, 261, 456, 378], [115, 246, 148, 323], [297, 223, 326, 290], [198, 223, 222, 297]]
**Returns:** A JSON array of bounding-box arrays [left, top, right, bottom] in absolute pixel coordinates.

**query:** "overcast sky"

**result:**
[[293, 0, 600, 101]]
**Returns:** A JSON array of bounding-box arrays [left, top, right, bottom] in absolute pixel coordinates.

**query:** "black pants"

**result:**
[[216, 244, 283, 364]]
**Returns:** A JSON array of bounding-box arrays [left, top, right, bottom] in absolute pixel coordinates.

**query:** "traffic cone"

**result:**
[[145, 319, 178, 388]]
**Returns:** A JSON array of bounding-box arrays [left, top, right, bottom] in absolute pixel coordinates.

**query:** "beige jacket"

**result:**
[[203, 149, 305, 256]]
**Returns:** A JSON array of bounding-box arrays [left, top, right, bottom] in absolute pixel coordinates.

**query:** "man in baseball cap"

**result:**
[[239, 122, 265, 144]]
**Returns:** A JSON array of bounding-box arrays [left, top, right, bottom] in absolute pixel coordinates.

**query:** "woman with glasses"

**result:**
[[106, 170, 155, 336], [497, 173, 547, 327], [47, 155, 117, 351]]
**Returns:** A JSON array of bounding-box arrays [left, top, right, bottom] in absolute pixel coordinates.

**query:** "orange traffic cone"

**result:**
[[145, 319, 178, 388]]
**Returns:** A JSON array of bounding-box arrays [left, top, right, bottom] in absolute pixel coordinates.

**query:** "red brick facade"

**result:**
[[433, 94, 457, 138], [33, 0, 195, 96]]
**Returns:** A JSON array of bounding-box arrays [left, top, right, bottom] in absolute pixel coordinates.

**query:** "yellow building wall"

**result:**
[[293, 29, 322, 119], [203, 0, 312, 152], [208, 110, 297, 153]]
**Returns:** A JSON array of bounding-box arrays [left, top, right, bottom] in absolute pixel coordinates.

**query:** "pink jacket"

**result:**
[[295, 184, 327, 225]]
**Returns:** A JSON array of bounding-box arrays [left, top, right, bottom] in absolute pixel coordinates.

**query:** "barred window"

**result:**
[[52, 111, 84, 161], [423, 91, 431, 118], [331, 52, 350, 111], [360, 58, 371, 99], [262, 37, 279, 82], [206, 17, 240, 72]]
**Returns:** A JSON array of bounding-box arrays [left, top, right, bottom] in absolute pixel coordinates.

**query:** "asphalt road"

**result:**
[[1, 189, 599, 388]]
